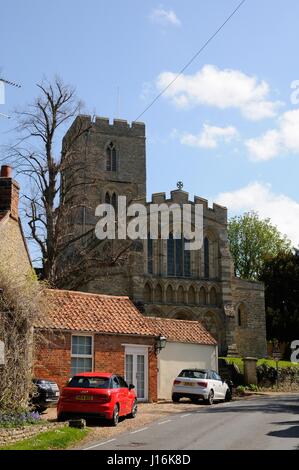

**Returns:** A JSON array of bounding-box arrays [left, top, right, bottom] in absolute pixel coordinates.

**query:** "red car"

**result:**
[[57, 372, 137, 426]]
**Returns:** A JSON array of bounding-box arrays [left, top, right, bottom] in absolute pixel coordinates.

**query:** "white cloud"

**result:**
[[180, 123, 238, 149], [215, 182, 299, 247], [149, 7, 181, 27], [156, 65, 282, 120], [246, 109, 299, 161]]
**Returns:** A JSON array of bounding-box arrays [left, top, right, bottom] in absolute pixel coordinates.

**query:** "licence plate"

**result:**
[[183, 382, 195, 387], [55, 391, 60, 397], [76, 395, 93, 401]]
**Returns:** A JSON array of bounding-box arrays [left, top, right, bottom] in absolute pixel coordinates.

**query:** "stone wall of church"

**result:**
[[231, 278, 267, 358]]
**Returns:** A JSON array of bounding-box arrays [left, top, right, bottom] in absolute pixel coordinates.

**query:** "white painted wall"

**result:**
[[158, 342, 218, 400]]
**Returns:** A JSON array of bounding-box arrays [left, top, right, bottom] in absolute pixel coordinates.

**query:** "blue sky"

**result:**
[[1, 0, 299, 248]]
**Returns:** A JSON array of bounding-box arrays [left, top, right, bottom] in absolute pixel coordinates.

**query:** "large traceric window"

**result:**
[[167, 234, 191, 277], [71, 335, 93, 376], [147, 237, 153, 274], [204, 237, 209, 279], [104, 191, 118, 212], [106, 142, 117, 171]]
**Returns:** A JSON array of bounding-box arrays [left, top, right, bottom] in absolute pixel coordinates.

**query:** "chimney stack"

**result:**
[[0, 165, 20, 220]]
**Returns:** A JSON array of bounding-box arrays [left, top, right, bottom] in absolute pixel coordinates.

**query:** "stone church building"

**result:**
[[59, 115, 267, 358]]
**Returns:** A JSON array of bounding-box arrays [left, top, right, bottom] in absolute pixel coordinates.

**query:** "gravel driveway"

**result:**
[[41, 400, 210, 448]]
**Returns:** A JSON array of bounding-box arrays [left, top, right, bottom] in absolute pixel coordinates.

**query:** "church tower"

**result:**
[[60, 115, 146, 239]]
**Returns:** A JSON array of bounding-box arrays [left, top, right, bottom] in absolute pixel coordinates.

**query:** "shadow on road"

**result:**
[[196, 396, 299, 416], [268, 423, 299, 439]]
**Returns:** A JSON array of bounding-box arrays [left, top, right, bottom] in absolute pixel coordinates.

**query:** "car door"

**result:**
[[111, 375, 125, 416], [210, 371, 221, 399], [212, 371, 225, 399], [117, 375, 131, 414]]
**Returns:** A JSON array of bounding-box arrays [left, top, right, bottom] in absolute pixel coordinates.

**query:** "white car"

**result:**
[[171, 369, 232, 405]]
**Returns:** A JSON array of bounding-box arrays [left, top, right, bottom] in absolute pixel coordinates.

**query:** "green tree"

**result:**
[[259, 251, 299, 342], [228, 211, 291, 280]]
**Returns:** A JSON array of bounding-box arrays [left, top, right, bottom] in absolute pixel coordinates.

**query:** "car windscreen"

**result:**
[[68, 376, 111, 389], [178, 370, 207, 379]]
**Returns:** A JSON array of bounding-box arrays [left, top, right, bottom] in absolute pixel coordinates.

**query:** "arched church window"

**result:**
[[155, 284, 163, 303], [106, 142, 117, 171], [210, 287, 217, 306], [111, 192, 117, 212], [167, 233, 175, 276], [144, 283, 152, 303], [204, 237, 209, 279], [166, 285, 174, 303], [147, 236, 153, 274], [238, 308, 242, 326], [105, 192, 111, 204], [167, 234, 191, 277]]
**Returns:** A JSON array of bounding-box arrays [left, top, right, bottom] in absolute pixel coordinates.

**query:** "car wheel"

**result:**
[[35, 406, 47, 414], [110, 404, 119, 426], [225, 389, 232, 402], [204, 390, 214, 405], [172, 393, 180, 403], [128, 400, 138, 419], [57, 412, 67, 422]]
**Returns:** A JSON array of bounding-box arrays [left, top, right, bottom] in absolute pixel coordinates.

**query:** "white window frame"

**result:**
[[71, 333, 94, 375]]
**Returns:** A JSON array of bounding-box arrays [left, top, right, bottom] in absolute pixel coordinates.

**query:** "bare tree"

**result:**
[[3, 78, 132, 287], [0, 259, 47, 411]]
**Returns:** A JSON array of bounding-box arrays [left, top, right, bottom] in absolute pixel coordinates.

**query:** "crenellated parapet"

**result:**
[[149, 189, 227, 225]]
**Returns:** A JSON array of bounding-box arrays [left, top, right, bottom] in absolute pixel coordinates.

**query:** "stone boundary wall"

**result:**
[[0, 422, 65, 446], [257, 364, 299, 388]]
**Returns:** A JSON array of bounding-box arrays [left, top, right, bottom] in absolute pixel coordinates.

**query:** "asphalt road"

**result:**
[[82, 395, 299, 450]]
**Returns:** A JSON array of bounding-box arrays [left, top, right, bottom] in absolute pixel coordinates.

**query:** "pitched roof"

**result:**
[[146, 316, 217, 346], [37, 289, 156, 337], [36, 289, 216, 346]]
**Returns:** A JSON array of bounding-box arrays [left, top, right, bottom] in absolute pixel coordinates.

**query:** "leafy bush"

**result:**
[[247, 383, 259, 392], [0, 410, 41, 428], [236, 385, 246, 396]]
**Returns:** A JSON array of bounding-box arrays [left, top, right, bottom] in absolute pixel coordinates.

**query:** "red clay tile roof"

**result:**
[[146, 316, 217, 346], [37, 289, 156, 337], [36, 289, 216, 345]]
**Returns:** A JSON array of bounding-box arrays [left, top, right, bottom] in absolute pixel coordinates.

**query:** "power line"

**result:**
[[134, 0, 246, 122]]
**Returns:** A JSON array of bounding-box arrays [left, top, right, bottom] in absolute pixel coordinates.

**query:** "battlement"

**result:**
[[94, 116, 145, 137], [64, 115, 146, 140], [148, 190, 227, 224]]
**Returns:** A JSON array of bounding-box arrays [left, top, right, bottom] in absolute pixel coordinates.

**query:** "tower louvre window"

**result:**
[[106, 142, 117, 171]]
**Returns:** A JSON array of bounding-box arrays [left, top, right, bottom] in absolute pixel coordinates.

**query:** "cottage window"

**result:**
[[71, 335, 93, 375]]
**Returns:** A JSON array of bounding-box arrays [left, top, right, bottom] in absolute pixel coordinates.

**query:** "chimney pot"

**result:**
[[0, 165, 12, 178]]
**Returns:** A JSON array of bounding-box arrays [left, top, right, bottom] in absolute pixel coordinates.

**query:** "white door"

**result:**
[[125, 346, 148, 401]]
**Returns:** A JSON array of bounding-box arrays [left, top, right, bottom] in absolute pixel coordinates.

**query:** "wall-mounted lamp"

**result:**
[[155, 335, 167, 354]]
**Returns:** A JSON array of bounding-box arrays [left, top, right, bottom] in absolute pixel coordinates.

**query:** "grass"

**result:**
[[220, 357, 299, 373], [0, 426, 89, 450]]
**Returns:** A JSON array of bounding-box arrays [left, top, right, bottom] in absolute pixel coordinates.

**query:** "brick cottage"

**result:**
[[34, 289, 218, 402], [34, 289, 159, 401]]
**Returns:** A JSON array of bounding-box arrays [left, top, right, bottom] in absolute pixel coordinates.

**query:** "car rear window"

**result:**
[[68, 376, 111, 389], [178, 370, 207, 379]]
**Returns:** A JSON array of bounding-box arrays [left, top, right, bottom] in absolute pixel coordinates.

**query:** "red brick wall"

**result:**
[[34, 331, 157, 402], [34, 331, 72, 389]]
